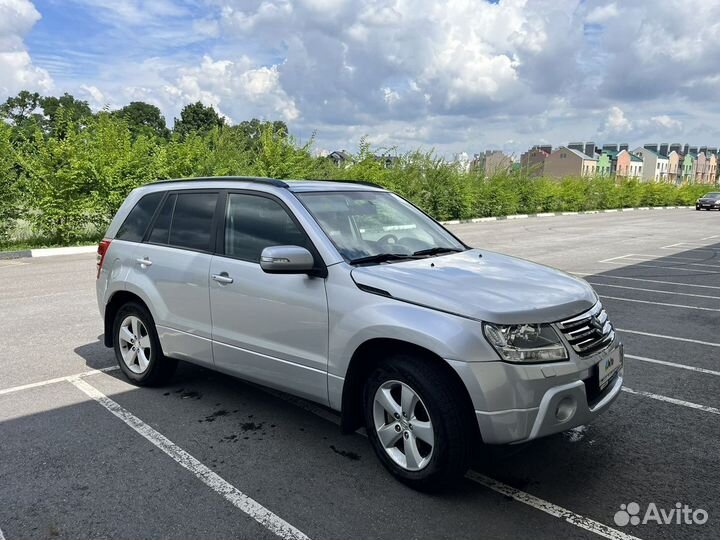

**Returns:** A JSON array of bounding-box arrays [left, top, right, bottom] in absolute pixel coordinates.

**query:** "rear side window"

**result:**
[[116, 192, 163, 242], [148, 193, 176, 245], [167, 192, 218, 251], [224, 193, 309, 262]]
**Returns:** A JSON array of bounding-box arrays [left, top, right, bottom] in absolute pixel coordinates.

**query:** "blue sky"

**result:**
[[3, 0, 720, 157]]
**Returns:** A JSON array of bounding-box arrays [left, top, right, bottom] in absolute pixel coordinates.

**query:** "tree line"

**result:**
[[0, 90, 714, 248]]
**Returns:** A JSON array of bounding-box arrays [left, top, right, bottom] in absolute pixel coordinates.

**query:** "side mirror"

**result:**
[[260, 245, 315, 274]]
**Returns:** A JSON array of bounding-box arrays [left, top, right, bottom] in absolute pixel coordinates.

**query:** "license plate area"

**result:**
[[598, 347, 622, 390]]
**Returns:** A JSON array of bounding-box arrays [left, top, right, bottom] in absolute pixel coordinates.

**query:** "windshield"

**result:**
[[297, 191, 466, 262], [704, 193, 720, 198]]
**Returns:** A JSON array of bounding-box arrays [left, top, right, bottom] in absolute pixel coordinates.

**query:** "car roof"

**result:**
[[145, 176, 386, 193]]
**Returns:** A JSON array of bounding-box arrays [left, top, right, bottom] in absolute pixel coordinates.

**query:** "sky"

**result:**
[[2, 0, 720, 157]]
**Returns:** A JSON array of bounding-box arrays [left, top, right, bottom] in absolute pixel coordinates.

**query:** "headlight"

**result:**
[[483, 323, 568, 363]]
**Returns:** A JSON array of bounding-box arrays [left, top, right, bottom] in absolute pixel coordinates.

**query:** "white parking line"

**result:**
[[572, 273, 720, 291], [599, 295, 720, 312], [662, 242, 720, 249], [588, 282, 720, 300], [598, 255, 631, 263], [466, 472, 643, 540], [0, 366, 120, 396], [622, 387, 720, 416], [661, 245, 720, 253], [0, 525, 5, 540], [598, 261, 720, 274], [69, 377, 311, 540], [626, 354, 720, 376], [256, 385, 641, 540], [616, 328, 720, 348], [617, 256, 720, 269], [629, 253, 719, 263]]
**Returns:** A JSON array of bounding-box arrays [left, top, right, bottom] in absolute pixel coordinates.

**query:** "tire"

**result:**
[[363, 354, 475, 490], [113, 302, 177, 386]]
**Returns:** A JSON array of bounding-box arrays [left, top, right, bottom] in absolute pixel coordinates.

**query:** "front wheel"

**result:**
[[363, 355, 475, 490], [113, 302, 177, 386]]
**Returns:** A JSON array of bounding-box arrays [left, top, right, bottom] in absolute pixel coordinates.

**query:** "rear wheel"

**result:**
[[113, 302, 177, 386], [363, 354, 475, 490]]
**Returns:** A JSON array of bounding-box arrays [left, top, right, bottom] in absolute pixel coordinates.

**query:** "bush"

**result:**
[[0, 111, 717, 248]]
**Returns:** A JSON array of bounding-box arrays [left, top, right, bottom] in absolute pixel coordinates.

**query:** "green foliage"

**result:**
[[40, 93, 93, 137], [0, 89, 717, 249], [173, 101, 225, 138], [0, 122, 20, 242], [114, 101, 170, 140]]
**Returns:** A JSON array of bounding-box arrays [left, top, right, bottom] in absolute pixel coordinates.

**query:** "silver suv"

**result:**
[[96, 177, 623, 489]]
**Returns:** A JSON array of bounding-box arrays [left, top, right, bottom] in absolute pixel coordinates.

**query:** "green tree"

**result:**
[[115, 101, 170, 139], [0, 122, 20, 242], [172, 101, 224, 138], [250, 125, 317, 179], [0, 91, 43, 140], [232, 119, 288, 152], [39, 93, 93, 137]]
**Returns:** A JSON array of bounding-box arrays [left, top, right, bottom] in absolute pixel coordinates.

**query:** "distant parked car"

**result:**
[[696, 192, 720, 210], [96, 177, 623, 489]]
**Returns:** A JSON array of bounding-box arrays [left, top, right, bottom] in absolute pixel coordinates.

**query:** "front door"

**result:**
[[209, 192, 329, 404]]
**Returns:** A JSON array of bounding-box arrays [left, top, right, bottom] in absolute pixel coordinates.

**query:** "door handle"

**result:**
[[212, 272, 233, 284], [136, 257, 152, 267]]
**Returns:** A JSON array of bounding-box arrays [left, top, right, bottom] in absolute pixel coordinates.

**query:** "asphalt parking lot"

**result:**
[[1, 208, 718, 540]]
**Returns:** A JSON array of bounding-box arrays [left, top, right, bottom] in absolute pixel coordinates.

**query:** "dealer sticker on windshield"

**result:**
[[599, 346, 622, 390]]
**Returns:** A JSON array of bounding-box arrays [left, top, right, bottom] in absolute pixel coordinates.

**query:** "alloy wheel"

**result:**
[[118, 315, 152, 374], [373, 380, 434, 471]]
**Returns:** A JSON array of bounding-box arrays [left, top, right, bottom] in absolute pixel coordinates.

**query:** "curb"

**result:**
[[440, 205, 693, 225], [0, 245, 97, 260]]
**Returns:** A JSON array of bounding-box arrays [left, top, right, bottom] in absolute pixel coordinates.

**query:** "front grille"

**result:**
[[556, 302, 615, 357]]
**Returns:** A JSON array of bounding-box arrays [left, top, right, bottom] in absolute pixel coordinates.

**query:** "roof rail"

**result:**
[[151, 176, 290, 188], [305, 178, 385, 189]]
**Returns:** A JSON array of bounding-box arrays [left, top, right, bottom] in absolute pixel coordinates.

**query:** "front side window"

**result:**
[[224, 193, 309, 262], [297, 191, 465, 263], [116, 191, 163, 242]]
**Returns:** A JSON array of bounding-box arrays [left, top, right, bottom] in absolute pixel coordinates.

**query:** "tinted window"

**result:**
[[225, 194, 308, 262], [167, 192, 218, 251], [116, 192, 163, 242], [148, 193, 176, 245]]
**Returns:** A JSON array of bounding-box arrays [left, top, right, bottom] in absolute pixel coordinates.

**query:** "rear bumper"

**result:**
[[454, 341, 624, 444]]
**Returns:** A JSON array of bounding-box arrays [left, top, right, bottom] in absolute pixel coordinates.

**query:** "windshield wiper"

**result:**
[[349, 253, 419, 265], [412, 246, 465, 257]]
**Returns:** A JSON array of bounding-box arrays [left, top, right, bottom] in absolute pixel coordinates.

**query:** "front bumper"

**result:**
[[454, 341, 623, 444]]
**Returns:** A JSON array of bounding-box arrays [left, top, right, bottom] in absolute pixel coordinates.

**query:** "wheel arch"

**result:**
[[103, 291, 153, 347], [339, 337, 478, 439]]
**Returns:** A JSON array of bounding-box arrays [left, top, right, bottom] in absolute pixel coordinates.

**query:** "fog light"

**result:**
[[555, 397, 576, 422]]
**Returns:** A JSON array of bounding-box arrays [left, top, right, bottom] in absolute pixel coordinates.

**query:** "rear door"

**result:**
[[209, 191, 329, 403], [127, 190, 220, 368]]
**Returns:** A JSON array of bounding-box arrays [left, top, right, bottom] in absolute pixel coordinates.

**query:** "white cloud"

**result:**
[[79, 84, 106, 109], [5, 0, 720, 156], [585, 3, 619, 24], [601, 106, 632, 135], [650, 115, 682, 131], [0, 0, 52, 96]]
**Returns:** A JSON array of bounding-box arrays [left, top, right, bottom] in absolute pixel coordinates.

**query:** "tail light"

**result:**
[[97, 238, 112, 278]]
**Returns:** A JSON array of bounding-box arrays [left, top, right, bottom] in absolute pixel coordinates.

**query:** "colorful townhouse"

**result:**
[[543, 146, 598, 178], [615, 150, 643, 178], [632, 147, 670, 182]]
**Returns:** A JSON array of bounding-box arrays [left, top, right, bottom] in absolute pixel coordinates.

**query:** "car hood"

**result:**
[[350, 249, 597, 324], [699, 197, 719, 202]]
